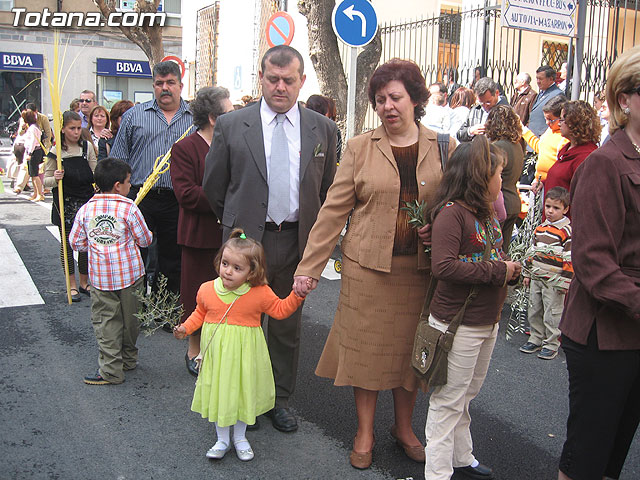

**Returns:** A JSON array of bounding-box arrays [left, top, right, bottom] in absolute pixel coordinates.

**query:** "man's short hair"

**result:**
[[152, 61, 181, 81], [545, 186, 570, 208], [25, 102, 37, 111], [430, 82, 446, 94], [431, 92, 447, 106], [536, 65, 556, 79], [261, 45, 304, 76], [542, 95, 567, 116], [94, 158, 131, 193], [80, 90, 96, 101], [474, 77, 499, 97], [518, 72, 531, 84]]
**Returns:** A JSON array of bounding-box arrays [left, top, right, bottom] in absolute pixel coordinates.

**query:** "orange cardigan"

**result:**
[[182, 281, 304, 335]]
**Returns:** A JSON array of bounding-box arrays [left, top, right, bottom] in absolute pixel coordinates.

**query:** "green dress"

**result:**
[[191, 278, 275, 427]]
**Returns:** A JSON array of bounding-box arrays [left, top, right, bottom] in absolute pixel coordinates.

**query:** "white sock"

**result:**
[[233, 421, 250, 450], [214, 424, 230, 448], [470, 459, 479, 468]]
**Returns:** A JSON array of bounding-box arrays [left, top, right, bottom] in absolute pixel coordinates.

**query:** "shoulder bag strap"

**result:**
[[198, 296, 238, 360], [445, 219, 495, 335]]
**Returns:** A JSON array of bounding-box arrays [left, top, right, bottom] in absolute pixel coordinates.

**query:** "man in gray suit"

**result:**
[[203, 45, 338, 432], [521, 65, 563, 183], [527, 65, 563, 138]]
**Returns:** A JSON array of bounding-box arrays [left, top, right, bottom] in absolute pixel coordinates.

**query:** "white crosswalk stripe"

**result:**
[[46, 225, 79, 262], [0, 228, 44, 307]]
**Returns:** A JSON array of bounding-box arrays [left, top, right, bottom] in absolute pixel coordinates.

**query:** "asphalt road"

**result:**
[[1, 167, 638, 480]]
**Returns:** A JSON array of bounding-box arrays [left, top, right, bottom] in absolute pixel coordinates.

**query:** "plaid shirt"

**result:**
[[70, 194, 152, 291]]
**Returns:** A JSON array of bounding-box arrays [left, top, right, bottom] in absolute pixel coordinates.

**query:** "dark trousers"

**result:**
[[261, 227, 303, 408], [129, 187, 181, 294], [559, 328, 640, 479], [500, 213, 518, 253]]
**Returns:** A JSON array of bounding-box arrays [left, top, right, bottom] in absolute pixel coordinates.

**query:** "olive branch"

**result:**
[[134, 274, 184, 336], [401, 199, 430, 252]]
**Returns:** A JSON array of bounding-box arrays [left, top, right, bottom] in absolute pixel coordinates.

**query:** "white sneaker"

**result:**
[[206, 441, 231, 459], [234, 439, 254, 461]]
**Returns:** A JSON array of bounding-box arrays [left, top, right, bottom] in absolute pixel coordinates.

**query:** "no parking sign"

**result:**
[[266, 11, 295, 48]]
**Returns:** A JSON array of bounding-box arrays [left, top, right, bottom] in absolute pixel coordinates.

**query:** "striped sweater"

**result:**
[[528, 216, 573, 289]]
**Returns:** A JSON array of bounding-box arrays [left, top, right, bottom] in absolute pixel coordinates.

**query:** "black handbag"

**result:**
[[411, 220, 494, 388]]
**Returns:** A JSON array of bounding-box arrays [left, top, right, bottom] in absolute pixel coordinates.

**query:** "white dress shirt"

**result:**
[[260, 99, 301, 223]]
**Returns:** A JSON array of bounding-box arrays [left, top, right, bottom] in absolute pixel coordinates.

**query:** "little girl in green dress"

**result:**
[[174, 229, 305, 461]]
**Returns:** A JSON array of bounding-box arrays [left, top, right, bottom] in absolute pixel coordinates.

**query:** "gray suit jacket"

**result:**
[[527, 83, 563, 137], [203, 100, 338, 256]]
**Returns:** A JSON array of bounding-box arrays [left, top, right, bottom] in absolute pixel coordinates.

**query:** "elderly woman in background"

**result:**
[[448, 87, 476, 138], [543, 100, 601, 198], [485, 105, 523, 250], [88, 105, 112, 152], [98, 100, 134, 161], [293, 59, 455, 470], [169, 86, 234, 376], [558, 45, 640, 480]]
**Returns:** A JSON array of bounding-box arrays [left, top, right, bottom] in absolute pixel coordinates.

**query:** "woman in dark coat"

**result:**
[[170, 86, 234, 376], [558, 45, 640, 480]]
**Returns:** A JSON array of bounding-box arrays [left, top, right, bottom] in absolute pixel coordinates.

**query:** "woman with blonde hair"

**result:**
[[558, 45, 640, 480]]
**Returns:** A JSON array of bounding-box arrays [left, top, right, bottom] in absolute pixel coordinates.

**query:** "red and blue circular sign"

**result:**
[[266, 11, 295, 48]]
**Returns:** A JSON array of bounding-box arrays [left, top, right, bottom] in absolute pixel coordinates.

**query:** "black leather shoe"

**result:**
[[266, 407, 298, 432], [246, 418, 260, 431], [185, 353, 198, 377], [454, 463, 494, 479]]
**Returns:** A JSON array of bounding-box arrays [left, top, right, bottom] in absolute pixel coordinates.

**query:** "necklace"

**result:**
[[632, 141, 640, 155]]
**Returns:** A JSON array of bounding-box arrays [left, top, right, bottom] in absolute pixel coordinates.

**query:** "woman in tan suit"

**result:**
[[293, 59, 455, 469]]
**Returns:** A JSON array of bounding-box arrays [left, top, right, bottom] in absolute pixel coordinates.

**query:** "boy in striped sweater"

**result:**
[[520, 187, 573, 360]]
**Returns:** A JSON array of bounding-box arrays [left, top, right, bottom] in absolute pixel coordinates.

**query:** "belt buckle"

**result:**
[[276, 223, 282, 232]]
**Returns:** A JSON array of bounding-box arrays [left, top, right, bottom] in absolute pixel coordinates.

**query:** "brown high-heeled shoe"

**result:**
[[391, 425, 426, 462], [349, 437, 375, 469]]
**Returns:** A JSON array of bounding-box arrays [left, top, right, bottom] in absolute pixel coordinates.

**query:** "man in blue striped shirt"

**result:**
[[110, 61, 193, 294]]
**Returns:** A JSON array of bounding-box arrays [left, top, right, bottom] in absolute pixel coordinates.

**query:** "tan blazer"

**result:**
[[295, 124, 456, 279]]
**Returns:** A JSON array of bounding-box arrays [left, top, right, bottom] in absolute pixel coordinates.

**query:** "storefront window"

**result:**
[[0, 71, 41, 135], [0, 1, 14, 12]]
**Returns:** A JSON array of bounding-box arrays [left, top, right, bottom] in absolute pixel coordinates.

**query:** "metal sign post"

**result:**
[[332, 0, 378, 140]]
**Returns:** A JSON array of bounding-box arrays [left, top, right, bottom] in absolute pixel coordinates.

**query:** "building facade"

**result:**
[[0, 0, 182, 131]]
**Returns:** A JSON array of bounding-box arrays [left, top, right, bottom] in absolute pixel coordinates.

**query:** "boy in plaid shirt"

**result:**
[[70, 158, 152, 385]]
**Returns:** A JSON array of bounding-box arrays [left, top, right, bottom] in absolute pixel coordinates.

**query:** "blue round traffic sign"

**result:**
[[332, 0, 378, 48]]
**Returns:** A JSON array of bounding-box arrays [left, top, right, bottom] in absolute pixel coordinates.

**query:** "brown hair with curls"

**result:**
[[214, 228, 268, 287], [368, 58, 429, 122], [561, 100, 601, 145], [431, 135, 506, 222], [109, 100, 134, 134], [88, 105, 110, 130], [449, 87, 476, 109], [485, 105, 522, 143]]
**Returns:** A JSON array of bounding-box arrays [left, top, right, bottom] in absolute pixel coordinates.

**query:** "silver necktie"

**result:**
[[268, 113, 290, 225]]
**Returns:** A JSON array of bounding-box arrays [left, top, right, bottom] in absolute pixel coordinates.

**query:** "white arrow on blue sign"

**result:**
[[332, 0, 378, 48]]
